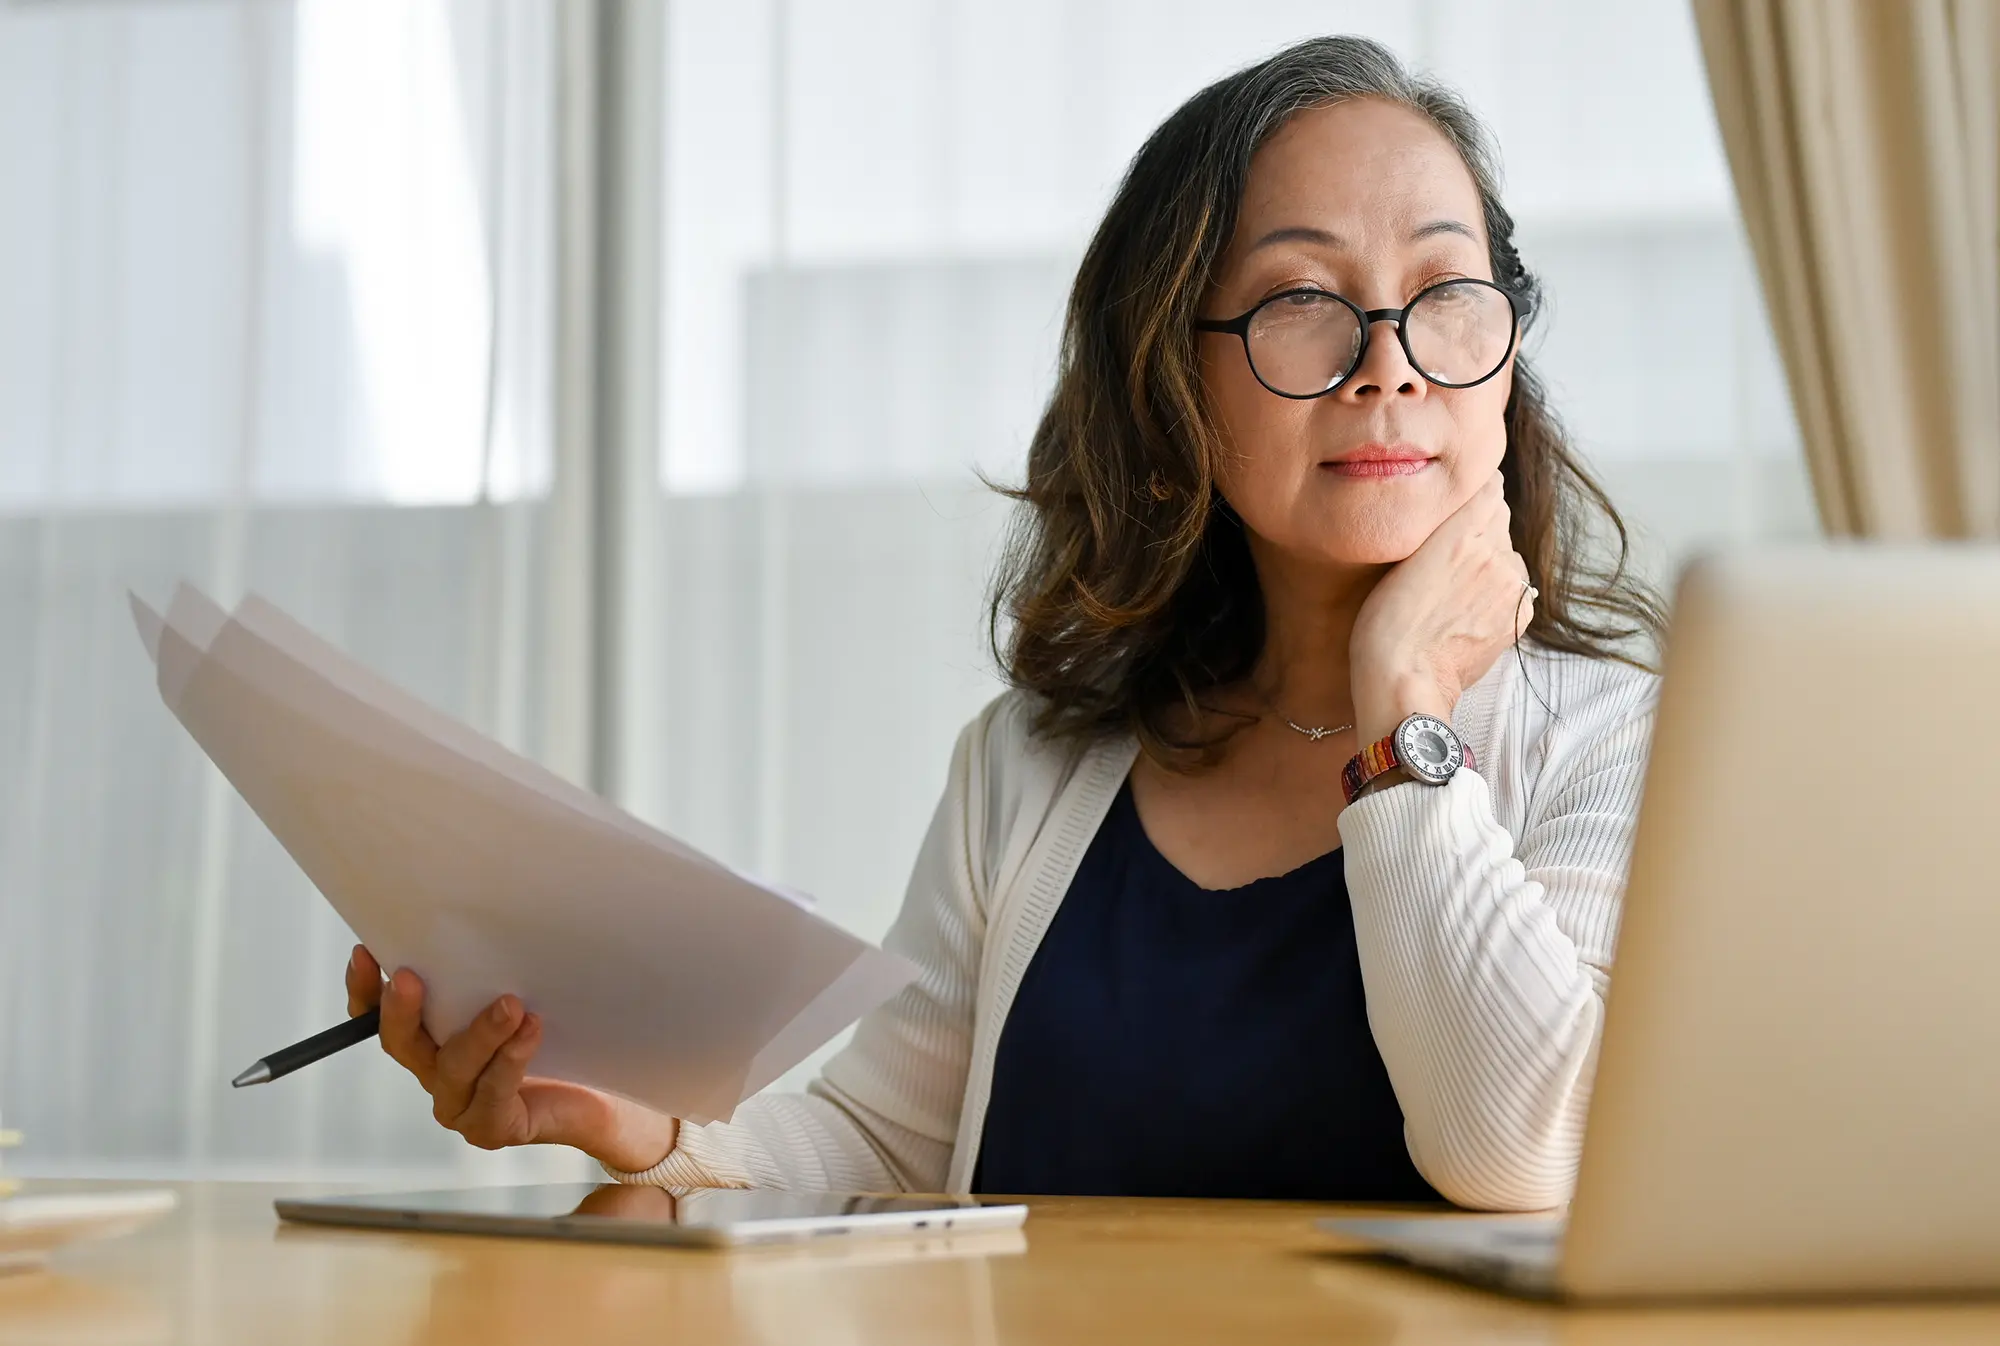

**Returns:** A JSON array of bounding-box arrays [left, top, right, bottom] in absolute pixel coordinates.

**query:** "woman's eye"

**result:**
[[1414, 275, 1471, 297]]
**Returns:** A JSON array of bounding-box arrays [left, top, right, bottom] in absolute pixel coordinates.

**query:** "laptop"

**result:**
[[1325, 542, 2000, 1300]]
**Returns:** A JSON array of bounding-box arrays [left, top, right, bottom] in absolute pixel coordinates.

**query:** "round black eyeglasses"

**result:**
[[1195, 278, 1523, 399]]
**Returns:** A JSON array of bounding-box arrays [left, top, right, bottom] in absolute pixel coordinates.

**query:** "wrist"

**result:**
[[1353, 673, 1456, 749], [593, 1109, 680, 1176], [1349, 765, 1413, 801]]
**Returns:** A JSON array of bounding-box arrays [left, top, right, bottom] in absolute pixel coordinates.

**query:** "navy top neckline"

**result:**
[[1121, 789, 1343, 895], [973, 779, 1441, 1202]]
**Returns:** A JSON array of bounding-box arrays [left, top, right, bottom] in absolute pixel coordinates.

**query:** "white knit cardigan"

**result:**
[[609, 641, 1660, 1211]]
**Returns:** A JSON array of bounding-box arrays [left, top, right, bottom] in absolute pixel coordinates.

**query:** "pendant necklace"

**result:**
[[1279, 715, 1353, 742]]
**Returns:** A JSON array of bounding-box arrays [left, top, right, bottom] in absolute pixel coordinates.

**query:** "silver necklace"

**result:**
[[1279, 715, 1353, 742]]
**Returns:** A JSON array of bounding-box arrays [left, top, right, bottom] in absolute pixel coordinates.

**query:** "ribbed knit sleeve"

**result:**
[[605, 702, 997, 1193], [1336, 657, 1659, 1211]]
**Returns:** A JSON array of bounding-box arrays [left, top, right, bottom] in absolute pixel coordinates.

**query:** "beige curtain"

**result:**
[[1693, 0, 2000, 539]]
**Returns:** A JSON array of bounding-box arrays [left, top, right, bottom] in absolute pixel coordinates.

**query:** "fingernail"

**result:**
[[489, 999, 511, 1025], [348, 947, 361, 971]]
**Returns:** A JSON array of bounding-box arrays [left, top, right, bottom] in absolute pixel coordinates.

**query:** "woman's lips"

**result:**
[[1321, 457, 1434, 478]]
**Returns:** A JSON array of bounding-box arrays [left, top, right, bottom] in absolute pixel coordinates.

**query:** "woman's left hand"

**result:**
[[1348, 470, 1534, 746]]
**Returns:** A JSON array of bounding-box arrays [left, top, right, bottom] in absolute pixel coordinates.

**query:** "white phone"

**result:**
[[275, 1183, 1027, 1248]]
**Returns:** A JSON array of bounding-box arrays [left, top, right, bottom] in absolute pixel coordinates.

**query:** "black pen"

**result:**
[[231, 1008, 381, 1087]]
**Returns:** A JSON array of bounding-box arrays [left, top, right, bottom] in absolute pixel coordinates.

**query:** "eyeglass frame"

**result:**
[[1194, 277, 1526, 399]]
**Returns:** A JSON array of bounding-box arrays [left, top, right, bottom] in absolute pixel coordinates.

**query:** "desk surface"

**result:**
[[3, 1181, 1998, 1345]]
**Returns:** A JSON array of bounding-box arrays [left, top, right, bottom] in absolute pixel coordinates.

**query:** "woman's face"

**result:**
[[1199, 97, 1514, 567]]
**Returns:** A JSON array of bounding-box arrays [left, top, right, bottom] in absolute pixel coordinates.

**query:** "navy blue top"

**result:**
[[973, 780, 1440, 1201]]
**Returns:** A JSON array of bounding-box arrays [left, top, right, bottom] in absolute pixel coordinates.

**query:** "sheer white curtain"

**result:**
[[0, 0, 592, 1181], [630, 0, 1817, 1092]]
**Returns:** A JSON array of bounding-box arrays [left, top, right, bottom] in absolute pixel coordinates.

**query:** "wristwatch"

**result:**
[[1340, 713, 1473, 806]]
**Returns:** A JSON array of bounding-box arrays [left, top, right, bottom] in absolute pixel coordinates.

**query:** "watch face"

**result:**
[[1395, 714, 1463, 784], [1410, 729, 1451, 767]]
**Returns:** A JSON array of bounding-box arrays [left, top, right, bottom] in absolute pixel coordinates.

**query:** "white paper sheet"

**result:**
[[131, 586, 915, 1125]]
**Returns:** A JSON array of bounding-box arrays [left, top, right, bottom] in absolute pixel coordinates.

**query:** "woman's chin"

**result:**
[[1295, 511, 1439, 567], [1232, 490, 1449, 569], [1325, 543, 1422, 567]]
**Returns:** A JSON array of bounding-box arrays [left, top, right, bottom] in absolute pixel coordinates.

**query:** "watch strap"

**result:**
[[1341, 732, 1401, 806]]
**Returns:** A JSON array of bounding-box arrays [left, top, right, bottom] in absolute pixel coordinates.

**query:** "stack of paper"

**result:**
[[131, 585, 915, 1125]]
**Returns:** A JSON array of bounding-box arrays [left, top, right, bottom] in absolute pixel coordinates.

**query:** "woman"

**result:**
[[345, 36, 1665, 1212]]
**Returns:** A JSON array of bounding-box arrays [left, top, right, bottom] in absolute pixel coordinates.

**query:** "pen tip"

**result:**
[[231, 1062, 273, 1088]]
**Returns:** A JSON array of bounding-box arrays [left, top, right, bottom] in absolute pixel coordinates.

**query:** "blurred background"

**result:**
[[0, 0, 1813, 1184]]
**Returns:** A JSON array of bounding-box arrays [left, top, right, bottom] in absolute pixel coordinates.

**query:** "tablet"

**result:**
[[274, 1183, 1028, 1248]]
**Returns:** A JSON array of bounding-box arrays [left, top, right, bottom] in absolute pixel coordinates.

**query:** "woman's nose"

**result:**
[[1337, 315, 1425, 401]]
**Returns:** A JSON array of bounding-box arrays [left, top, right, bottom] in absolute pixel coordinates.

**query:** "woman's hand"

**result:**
[[345, 946, 679, 1174], [1349, 470, 1534, 747]]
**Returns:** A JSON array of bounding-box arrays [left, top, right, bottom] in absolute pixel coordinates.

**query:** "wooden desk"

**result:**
[[2, 1181, 1997, 1344]]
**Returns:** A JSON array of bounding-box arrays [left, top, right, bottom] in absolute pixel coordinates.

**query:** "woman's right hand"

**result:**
[[345, 945, 679, 1174]]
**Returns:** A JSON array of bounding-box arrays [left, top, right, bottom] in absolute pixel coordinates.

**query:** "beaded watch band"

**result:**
[[1340, 732, 1402, 806]]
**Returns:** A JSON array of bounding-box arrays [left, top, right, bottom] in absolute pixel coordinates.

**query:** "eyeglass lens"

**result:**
[[1245, 281, 1513, 395]]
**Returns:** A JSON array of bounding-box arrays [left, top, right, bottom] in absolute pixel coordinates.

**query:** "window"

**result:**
[[0, 0, 576, 1181], [0, 0, 555, 509]]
